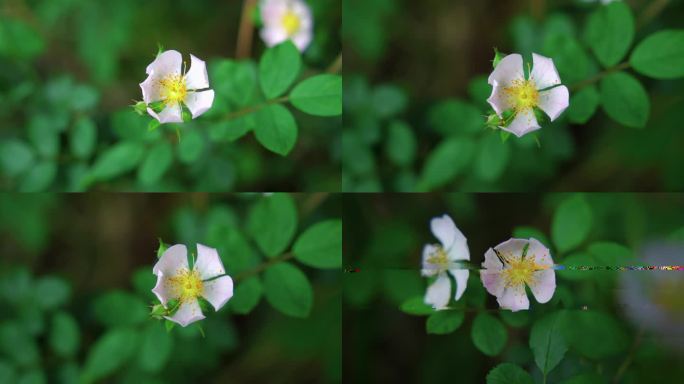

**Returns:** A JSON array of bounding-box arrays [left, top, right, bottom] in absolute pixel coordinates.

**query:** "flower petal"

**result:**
[[184, 90, 214, 119], [482, 248, 504, 271], [528, 268, 556, 304], [165, 298, 205, 327], [146, 50, 182, 77], [497, 284, 529, 312], [185, 54, 209, 90], [530, 53, 562, 90], [487, 85, 514, 116], [493, 238, 529, 263], [430, 214, 467, 252], [538, 85, 569, 121], [292, 30, 312, 51], [527, 238, 554, 267], [151, 274, 174, 305], [148, 103, 183, 124], [424, 272, 451, 310], [260, 27, 288, 47], [202, 275, 234, 311], [260, 0, 287, 24], [450, 269, 469, 301], [421, 244, 440, 277], [153, 244, 188, 276], [481, 270, 505, 298], [501, 108, 540, 138], [139, 75, 162, 104], [194, 243, 225, 280], [488, 53, 524, 87]]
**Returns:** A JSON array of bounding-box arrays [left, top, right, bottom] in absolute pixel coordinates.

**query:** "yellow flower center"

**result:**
[[426, 245, 450, 272], [168, 268, 203, 302], [500, 252, 547, 288], [159, 74, 187, 106], [281, 11, 301, 36], [504, 79, 539, 112]]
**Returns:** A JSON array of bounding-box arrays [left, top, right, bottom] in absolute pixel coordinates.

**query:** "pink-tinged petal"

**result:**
[[488, 53, 524, 87], [292, 30, 312, 52], [148, 103, 183, 124], [450, 269, 469, 301], [165, 298, 205, 327], [483, 248, 504, 271], [528, 268, 556, 304], [448, 240, 470, 262], [153, 244, 188, 276], [501, 108, 540, 138], [481, 270, 505, 297], [139, 75, 162, 104], [260, 0, 287, 25], [487, 85, 513, 116], [538, 85, 569, 121], [497, 284, 530, 312], [194, 243, 225, 280], [146, 50, 182, 77], [421, 244, 440, 277], [260, 27, 288, 47], [184, 90, 214, 119], [530, 53, 562, 90], [430, 214, 466, 251], [202, 275, 234, 311], [151, 273, 174, 305], [527, 238, 554, 267], [185, 54, 209, 90], [424, 273, 451, 310], [494, 238, 529, 262]]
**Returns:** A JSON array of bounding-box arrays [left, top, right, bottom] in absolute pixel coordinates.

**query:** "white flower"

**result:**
[[480, 238, 555, 312], [152, 244, 233, 327], [487, 53, 569, 137], [260, 0, 313, 52], [139, 50, 215, 124], [421, 214, 470, 310]]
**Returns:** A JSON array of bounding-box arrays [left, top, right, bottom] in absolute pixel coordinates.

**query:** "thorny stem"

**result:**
[[236, 0, 258, 59], [570, 62, 631, 92]]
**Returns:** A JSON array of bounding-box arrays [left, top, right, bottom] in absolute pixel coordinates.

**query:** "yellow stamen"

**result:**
[[281, 11, 301, 36], [503, 79, 539, 113], [159, 74, 187, 106], [168, 268, 203, 302], [500, 252, 548, 288], [426, 245, 450, 272]]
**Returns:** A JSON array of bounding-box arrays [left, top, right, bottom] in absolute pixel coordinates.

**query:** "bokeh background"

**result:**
[[0, 193, 341, 383], [343, 193, 684, 383], [0, 0, 341, 192], [343, 0, 684, 192]]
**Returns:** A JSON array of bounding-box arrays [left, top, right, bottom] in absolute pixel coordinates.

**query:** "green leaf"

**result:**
[[0, 139, 35, 177], [426, 310, 465, 334], [137, 141, 172, 185], [177, 129, 204, 164], [557, 252, 596, 281], [82, 328, 138, 383], [471, 313, 508, 356], [49, 311, 80, 358], [259, 41, 301, 99], [19, 161, 56, 192], [567, 86, 599, 124], [584, 2, 634, 67], [28, 115, 59, 157], [34, 276, 70, 310], [0, 18, 45, 59], [399, 297, 435, 316], [561, 310, 628, 359], [385, 120, 416, 167], [70, 116, 97, 159], [486, 363, 534, 384], [530, 311, 568, 376], [230, 277, 263, 314], [587, 242, 633, 265], [559, 373, 607, 384], [600, 72, 650, 128], [372, 84, 408, 118], [289, 74, 342, 116], [419, 138, 475, 190], [210, 59, 259, 108], [0, 322, 40, 366], [630, 30, 684, 79], [427, 99, 483, 135], [89, 142, 145, 182], [263, 262, 313, 318], [254, 104, 298, 156], [499, 310, 530, 328], [551, 194, 593, 253], [293, 219, 342, 269], [92, 291, 148, 327], [475, 134, 510, 182], [137, 323, 173, 373], [247, 193, 298, 257]]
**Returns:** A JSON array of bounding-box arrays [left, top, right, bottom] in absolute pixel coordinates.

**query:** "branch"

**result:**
[[236, 0, 258, 59], [234, 252, 295, 282], [570, 62, 631, 92]]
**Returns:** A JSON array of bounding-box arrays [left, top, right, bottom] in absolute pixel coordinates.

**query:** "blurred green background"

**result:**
[[343, 0, 684, 192], [343, 193, 684, 383], [0, 0, 341, 192], [0, 193, 341, 383]]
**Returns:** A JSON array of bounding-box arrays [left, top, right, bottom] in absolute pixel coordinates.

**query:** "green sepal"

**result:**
[[492, 48, 506, 68], [197, 297, 212, 313], [197, 324, 205, 338], [166, 299, 180, 315], [150, 303, 166, 320], [165, 319, 175, 332], [156, 43, 165, 57], [533, 107, 549, 126], [149, 100, 165, 113], [148, 119, 161, 132], [500, 130, 511, 143], [156, 239, 168, 259], [181, 103, 192, 122], [132, 101, 147, 116], [485, 112, 503, 129], [500, 109, 515, 127], [251, 4, 263, 27]]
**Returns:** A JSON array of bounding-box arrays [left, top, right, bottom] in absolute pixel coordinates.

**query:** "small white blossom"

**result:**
[[487, 53, 569, 137], [139, 50, 214, 124], [421, 214, 470, 310], [260, 0, 313, 52], [152, 244, 233, 327], [480, 238, 556, 312]]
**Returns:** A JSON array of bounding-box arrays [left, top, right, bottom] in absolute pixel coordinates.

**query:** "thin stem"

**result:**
[[637, 0, 669, 30], [234, 252, 295, 282], [236, 0, 258, 59], [570, 62, 631, 92], [221, 96, 289, 121], [326, 53, 343, 74], [613, 328, 644, 384], [300, 192, 330, 218]]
